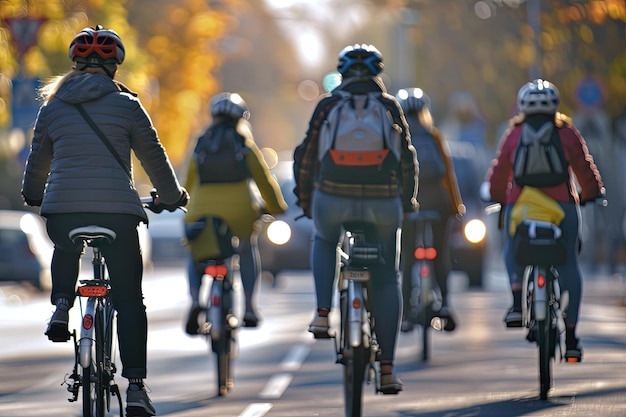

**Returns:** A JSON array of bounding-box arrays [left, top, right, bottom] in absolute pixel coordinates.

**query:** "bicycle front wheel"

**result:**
[[343, 345, 368, 417]]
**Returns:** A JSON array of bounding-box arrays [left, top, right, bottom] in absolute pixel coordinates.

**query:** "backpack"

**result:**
[[512, 122, 569, 187], [410, 124, 446, 181], [194, 124, 250, 184], [317, 90, 401, 186]]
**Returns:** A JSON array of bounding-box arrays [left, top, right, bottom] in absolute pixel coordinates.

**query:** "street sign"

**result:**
[[3, 17, 47, 59]]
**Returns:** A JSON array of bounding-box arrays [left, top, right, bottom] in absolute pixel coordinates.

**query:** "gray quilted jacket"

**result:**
[[21, 72, 184, 223]]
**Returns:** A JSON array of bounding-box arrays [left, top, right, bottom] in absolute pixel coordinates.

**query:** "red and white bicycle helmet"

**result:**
[[517, 79, 560, 115], [69, 25, 125, 65]]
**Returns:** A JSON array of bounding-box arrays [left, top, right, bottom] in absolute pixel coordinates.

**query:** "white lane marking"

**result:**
[[258, 373, 293, 399], [239, 402, 273, 417], [280, 344, 310, 371]]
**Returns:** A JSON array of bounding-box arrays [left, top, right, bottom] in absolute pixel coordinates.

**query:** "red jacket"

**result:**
[[488, 119, 604, 205]]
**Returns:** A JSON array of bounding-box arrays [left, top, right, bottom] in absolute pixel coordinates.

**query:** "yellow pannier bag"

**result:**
[[509, 187, 565, 236]]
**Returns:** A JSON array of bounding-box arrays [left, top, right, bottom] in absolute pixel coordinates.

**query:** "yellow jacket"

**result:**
[[184, 120, 287, 260]]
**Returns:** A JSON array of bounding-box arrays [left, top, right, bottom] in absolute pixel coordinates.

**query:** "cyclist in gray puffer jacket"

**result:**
[[20, 25, 188, 417]]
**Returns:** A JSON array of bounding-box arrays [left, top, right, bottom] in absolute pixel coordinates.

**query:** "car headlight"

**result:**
[[464, 219, 486, 244], [266, 220, 291, 245]]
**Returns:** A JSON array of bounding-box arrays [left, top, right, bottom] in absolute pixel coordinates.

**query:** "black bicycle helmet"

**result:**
[[337, 44, 384, 78], [396, 88, 431, 113], [69, 25, 125, 66], [517, 79, 560, 115], [210, 92, 250, 120]]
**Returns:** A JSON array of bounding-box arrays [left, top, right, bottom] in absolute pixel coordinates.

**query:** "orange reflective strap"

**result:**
[[329, 149, 389, 166]]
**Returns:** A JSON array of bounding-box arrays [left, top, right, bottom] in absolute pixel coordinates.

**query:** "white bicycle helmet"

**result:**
[[210, 92, 250, 120], [517, 79, 560, 115]]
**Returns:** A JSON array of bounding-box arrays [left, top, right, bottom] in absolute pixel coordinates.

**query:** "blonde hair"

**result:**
[[509, 112, 571, 128], [417, 107, 435, 130], [38, 67, 114, 104]]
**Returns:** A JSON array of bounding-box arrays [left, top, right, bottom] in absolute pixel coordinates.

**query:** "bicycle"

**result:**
[[333, 222, 385, 417], [483, 197, 569, 400], [60, 193, 181, 416], [63, 225, 122, 417], [403, 210, 450, 362], [185, 215, 241, 397], [514, 218, 569, 400]]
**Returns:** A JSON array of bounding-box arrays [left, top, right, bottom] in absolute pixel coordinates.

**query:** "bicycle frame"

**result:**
[[517, 219, 567, 400], [64, 226, 122, 417], [406, 211, 443, 361], [188, 216, 240, 398], [335, 227, 382, 417]]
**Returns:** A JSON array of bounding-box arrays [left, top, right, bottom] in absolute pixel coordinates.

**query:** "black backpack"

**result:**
[[513, 122, 569, 187], [409, 123, 446, 181], [194, 124, 250, 184]]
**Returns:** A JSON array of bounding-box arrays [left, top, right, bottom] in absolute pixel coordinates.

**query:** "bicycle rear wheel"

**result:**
[[342, 344, 368, 417], [82, 305, 106, 417]]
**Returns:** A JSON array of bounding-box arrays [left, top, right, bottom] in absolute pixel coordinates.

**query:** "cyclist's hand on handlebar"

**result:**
[[143, 188, 189, 213], [22, 193, 42, 207]]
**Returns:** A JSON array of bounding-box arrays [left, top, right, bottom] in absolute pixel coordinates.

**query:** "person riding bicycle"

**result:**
[[395, 87, 466, 333], [20, 25, 189, 417], [183, 92, 287, 333], [487, 79, 604, 362], [293, 44, 418, 394]]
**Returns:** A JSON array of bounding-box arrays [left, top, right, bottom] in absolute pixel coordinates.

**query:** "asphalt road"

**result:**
[[1, 260, 626, 417]]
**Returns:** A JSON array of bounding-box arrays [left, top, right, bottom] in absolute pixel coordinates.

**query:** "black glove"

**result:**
[[22, 194, 42, 207], [165, 188, 189, 212]]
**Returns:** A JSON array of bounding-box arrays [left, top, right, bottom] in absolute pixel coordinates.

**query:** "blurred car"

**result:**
[[258, 160, 314, 282], [0, 210, 53, 291], [446, 142, 489, 287], [145, 209, 187, 264]]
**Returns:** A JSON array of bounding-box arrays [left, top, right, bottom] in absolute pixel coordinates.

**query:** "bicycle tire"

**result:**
[[82, 304, 106, 417], [418, 261, 432, 362], [102, 302, 115, 412], [537, 277, 553, 400], [342, 342, 368, 417], [211, 279, 234, 397]]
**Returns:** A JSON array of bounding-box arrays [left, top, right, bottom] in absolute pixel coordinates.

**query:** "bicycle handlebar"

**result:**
[[141, 190, 187, 213]]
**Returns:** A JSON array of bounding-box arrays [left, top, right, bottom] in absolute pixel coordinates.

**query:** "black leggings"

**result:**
[[46, 213, 147, 379]]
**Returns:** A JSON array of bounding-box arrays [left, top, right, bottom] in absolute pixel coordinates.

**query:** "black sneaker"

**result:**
[[437, 306, 457, 332], [379, 372, 403, 395], [126, 386, 156, 416], [243, 309, 261, 328], [504, 307, 523, 328], [565, 337, 583, 362], [185, 306, 202, 335], [45, 306, 70, 342]]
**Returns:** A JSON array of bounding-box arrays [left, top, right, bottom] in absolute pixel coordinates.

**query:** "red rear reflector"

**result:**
[[420, 264, 430, 277], [352, 298, 361, 309], [211, 295, 221, 307], [205, 265, 228, 277], [537, 274, 546, 288], [414, 247, 437, 260], [78, 285, 108, 297], [83, 314, 93, 330]]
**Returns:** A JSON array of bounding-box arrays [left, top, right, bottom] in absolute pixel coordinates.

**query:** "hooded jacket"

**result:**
[[21, 72, 184, 223]]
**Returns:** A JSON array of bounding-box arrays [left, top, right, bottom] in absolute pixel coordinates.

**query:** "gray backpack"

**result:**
[[513, 122, 569, 187], [317, 90, 401, 186]]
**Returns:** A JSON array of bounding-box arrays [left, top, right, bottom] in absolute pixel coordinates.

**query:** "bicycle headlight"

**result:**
[[266, 220, 291, 246], [464, 219, 486, 244]]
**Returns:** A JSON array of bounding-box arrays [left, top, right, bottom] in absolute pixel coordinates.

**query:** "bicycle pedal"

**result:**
[[565, 356, 582, 363], [125, 406, 152, 417]]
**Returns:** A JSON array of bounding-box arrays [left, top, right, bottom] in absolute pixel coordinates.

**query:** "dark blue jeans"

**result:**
[[46, 213, 147, 379], [311, 190, 402, 362]]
